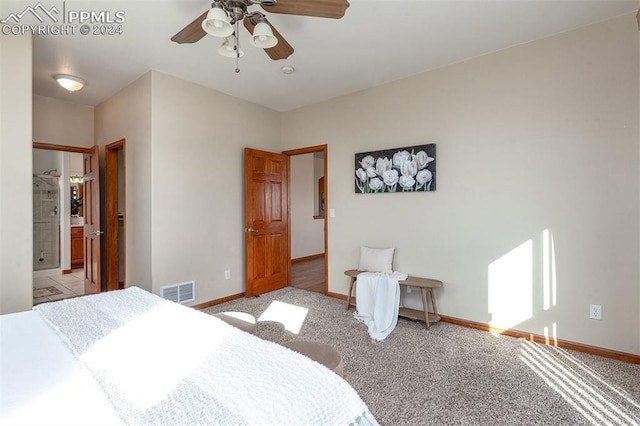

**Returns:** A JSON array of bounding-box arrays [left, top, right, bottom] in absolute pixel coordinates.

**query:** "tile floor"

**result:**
[[33, 268, 85, 306]]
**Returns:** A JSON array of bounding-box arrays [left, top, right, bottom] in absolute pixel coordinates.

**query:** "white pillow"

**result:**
[[358, 246, 395, 274]]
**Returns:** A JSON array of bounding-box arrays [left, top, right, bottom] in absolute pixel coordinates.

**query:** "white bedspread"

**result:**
[[354, 272, 407, 341], [32, 286, 378, 426], [0, 311, 123, 425]]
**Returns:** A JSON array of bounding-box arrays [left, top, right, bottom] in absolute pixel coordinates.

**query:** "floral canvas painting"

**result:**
[[354, 144, 436, 193]]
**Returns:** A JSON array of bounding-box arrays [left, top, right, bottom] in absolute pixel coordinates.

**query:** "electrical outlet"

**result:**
[[224, 270, 231, 280], [589, 304, 602, 320]]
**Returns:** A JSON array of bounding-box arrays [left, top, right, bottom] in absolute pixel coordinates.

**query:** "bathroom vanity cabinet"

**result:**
[[70, 226, 84, 269]]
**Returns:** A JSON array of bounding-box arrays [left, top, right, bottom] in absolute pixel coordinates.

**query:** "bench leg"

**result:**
[[420, 287, 430, 329], [429, 288, 439, 317], [346, 277, 356, 310]]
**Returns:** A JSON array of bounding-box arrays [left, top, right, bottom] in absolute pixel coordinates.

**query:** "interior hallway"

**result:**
[[290, 257, 324, 294]]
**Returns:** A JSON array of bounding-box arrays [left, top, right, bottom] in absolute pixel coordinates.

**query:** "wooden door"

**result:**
[[83, 145, 101, 294], [105, 139, 125, 291], [244, 148, 290, 297]]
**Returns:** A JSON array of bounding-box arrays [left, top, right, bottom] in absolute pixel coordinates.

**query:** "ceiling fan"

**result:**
[[171, 0, 350, 66]]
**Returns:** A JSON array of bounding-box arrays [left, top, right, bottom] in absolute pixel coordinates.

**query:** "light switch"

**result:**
[[329, 208, 335, 218]]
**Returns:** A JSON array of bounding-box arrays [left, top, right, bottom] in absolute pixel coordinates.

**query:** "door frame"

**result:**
[[105, 139, 126, 291], [33, 142, 91, 154], [282, 144, 328, 295]]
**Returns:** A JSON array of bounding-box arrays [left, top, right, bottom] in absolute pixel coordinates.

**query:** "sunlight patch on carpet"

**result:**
[[519, 340, 640, 425], [258, 300, 309, 334]]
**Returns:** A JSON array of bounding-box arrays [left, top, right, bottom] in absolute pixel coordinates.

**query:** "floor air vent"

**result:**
[[160, 281, 195, 304]]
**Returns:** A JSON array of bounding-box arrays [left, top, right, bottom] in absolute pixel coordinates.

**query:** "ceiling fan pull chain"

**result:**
[[235, 20, 241, 73]]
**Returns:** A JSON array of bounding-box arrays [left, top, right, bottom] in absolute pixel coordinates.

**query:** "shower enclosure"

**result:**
[[33, 175, 60, 270]]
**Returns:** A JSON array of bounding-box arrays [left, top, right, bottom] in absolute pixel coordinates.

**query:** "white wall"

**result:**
[[281, 15, 640, 355], [70, 153, 83, 176], [95, 72, 153, 292], [33, 149, 61, 173], [150, 71, 281, 304], [291, 153, 324, 258], [0, 33, 33, 314], [33, 95, 94, 147]]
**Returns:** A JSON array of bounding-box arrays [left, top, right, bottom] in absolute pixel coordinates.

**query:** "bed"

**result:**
[[0, 286, 378, 425]]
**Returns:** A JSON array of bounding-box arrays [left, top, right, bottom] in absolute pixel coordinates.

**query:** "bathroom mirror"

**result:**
[[70, 181, 83, 217]]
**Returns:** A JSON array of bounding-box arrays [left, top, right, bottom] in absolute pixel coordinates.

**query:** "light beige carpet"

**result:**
[[203, 287, 640, 425]]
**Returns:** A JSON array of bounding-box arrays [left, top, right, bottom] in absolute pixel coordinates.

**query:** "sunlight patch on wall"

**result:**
[[543, 322, 558, 345], [488, 239, 533, 330], [258, 300, 309, 334], [542, 229, 557, 310]]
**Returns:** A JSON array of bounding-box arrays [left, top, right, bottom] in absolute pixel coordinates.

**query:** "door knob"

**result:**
[[89, 230, 104, 236], [246, 227, 258, 233]]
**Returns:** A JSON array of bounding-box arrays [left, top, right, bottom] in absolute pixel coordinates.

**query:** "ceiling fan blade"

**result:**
[[261, 0, 350, 19], [171, 11, 208, 44], [243, 16, 294, 61]]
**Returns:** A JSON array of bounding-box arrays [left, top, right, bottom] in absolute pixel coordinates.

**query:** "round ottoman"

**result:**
[[213, 312, 256, 334], [283, 341, 344, 377]]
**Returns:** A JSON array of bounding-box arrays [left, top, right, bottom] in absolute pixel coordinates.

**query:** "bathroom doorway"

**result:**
[[32, 145, 89, 305]]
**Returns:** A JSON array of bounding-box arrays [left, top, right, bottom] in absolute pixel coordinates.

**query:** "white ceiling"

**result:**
[[22, 0, 639, 112]]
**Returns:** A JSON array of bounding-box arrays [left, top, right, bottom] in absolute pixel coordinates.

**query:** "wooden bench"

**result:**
[[344, 269, 443, 329]]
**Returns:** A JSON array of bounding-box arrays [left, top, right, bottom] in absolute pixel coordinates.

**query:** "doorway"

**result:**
[[284, 145, 328, 295], [32, 144, 90, 305], [243, 145, 328, 297]]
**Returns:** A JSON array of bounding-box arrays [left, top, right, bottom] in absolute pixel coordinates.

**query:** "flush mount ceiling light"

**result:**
[[280, 65, 295, 74], [55, 74, 85, 92], [171, 0, 350, 72]]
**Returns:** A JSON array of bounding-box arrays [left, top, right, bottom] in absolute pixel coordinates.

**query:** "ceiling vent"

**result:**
[[160, 281, 195, 304]]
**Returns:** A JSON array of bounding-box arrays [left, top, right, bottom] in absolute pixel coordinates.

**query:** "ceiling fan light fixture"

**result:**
[[218, 35, 244, 58], [250, 20, 278, 49], [201, 3, 233, 37], [54, 74, 85, 92]]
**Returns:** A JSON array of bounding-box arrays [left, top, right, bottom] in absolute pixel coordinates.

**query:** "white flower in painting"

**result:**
[[360, 155, 375, 169], [369, 177, 383, 192], [416, 169, 433, 184], [399, 175, 416, 189], [400, 158, 418, 177], [382, 169, 399, 186], [392, 150, 411, 167], [375, 157, 392, 175], [366, 166, 377, 178], [413, 151, 434, 168], [355, 168, 368, 182]]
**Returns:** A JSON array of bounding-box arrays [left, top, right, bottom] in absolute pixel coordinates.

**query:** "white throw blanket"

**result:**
[[354, 272, 407, 341], [34, 287, 379, 426]]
